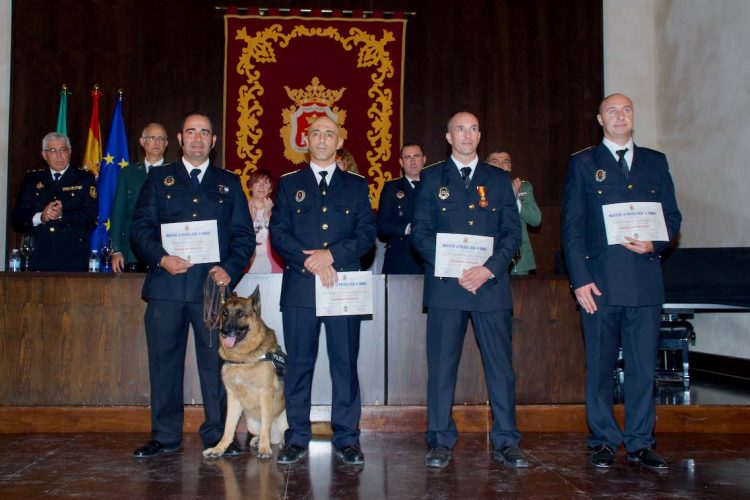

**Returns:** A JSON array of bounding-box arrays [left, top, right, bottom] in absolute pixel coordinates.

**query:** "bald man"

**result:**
[[563, 93, 682, 470], [412, 112, 525, 469], [269, 115, 376, 466]]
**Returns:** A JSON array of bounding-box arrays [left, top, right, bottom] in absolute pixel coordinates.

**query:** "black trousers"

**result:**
[[281, 306, 362, 449], [144, 299, 226, 447], [581, 304, 661, 452], [425, 307, 520, 450]]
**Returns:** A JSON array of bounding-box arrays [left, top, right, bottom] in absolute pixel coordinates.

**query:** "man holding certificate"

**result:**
[[562, 94, 682, 470], [130, 112, 254, 457], [412, 112, 524, 469], [269, 116, 376, 466]]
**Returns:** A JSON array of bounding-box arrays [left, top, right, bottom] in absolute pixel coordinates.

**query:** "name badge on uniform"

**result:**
[[218, 184, 230, 194], [438, 187, 450, 200], [164, 176, 176, 186], [594, 170, 607, 182], [295, 190, 305, 202]]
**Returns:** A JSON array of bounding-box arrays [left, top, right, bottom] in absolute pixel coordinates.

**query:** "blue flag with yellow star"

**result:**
[[91, 95, 129, 256]]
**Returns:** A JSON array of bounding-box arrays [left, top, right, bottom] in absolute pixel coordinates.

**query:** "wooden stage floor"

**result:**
[[1, 431, 749, 499]]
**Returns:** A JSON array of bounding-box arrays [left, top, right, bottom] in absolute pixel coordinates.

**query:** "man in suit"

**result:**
[[269, 115, 376, 466], [378, 143, 427, 274], [412, 112, 526, 469], [487, 149, 541, 275], [11, 132, 97, 271], [130, 112, 254, 457], [562, 93, 682, 470], [111, 123, 168, 272]]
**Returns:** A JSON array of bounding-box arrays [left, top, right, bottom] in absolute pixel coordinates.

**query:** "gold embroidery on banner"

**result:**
[[232, 21, 399, 208]]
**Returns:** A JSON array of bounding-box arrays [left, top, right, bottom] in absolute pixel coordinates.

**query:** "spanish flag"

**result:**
[[82, 85, 102, 177]]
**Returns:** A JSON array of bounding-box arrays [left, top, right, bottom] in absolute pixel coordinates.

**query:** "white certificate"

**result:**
[[602, 202, 669, 245], [160, 219, 220, 264], [434, 233, 494, 278], [315, 271, 373, 317]]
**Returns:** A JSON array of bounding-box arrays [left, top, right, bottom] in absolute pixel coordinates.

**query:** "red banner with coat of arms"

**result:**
[[223, 12, 406, 208]]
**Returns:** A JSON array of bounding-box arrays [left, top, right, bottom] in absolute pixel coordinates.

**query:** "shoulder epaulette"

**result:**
[[280, 169, 300, 177], [422, 160, 443, 170], [345, 170, 365, 179], [571, 145, 596, 156], [32, 168, 45, 173]]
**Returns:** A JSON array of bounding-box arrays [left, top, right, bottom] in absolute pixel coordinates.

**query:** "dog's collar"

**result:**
[[224, 349, 286, 378]]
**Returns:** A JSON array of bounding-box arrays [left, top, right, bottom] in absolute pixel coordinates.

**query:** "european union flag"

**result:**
[[91, 95, 129, 259]]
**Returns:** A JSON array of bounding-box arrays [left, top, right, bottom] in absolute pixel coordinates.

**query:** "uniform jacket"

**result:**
[[11, 167, 98, 271], [512, 180, 541, 275], [412, 159, 521, 312], [110, 161, 149, 264], [562, 143, 682, 306], [130, 162, 255, 303], [269, 166, 376, 308], [377, 176, 424, 274]]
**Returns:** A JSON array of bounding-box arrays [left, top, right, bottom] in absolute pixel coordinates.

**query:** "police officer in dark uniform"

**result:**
[[412, 112, 526, 469], [378, 143, 427, 274], [11, 132, 97, 271], [563, 94, 682, 470], [270, 115, 375, 466], [130, 112, 254, 457]]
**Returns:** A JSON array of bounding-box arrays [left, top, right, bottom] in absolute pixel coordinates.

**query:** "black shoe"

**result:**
[[627, 448, 668, 470], [335, 445, 365, 465], [425, 446, 452, 468], [133, 440, 180, 458], [277, 443, 307, 465], [589, 444, 616, 468], [493, 446, 529, 468]]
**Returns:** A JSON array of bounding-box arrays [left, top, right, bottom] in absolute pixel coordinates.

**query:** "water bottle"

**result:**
[[9, 249, 21, 272], [88, 250, 101, 273]]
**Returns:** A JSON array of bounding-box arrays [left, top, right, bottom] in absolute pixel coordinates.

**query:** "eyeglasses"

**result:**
[[43, 147, 70, 155], [142, 136, 167, 143]]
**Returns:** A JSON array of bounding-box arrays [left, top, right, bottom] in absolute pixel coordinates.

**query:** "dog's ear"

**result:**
[[250, 285, 261, 314], [231, 292, 238, 298]]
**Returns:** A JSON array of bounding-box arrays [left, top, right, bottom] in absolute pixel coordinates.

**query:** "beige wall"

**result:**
[[0, 0, 10, 269], [604, 0, 750, 358]]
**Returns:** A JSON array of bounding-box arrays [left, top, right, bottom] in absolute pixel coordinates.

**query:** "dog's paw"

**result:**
[[202, 446, 226, 458], [257, 446, 273, 460], [249, 436, 260, 450]]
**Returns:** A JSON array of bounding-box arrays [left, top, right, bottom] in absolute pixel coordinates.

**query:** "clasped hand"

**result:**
[[458, 265, 492, 295], [41, 200, 62, 222], [303, 249, 337, 288]]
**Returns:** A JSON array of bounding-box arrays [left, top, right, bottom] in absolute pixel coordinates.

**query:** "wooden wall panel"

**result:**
[[0, 273, 584, 406]]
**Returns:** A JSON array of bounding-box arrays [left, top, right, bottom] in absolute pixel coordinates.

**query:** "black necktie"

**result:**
[[617, 149, 629, 179], [411, 180, 420, 189], [319, 170, 328, 197], [461, 167, 472, 188], [53, 173, 61, 181], [190, 168, 201, 191]]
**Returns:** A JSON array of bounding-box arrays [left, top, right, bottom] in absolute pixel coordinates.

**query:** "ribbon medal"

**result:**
[[477, 185, 488, 208]]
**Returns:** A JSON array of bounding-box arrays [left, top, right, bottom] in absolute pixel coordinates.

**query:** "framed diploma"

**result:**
[[434, 233, 494, 278], [160, 219, 220, 264], [315, 271, 373, 317], [602, 202, 669, 244]]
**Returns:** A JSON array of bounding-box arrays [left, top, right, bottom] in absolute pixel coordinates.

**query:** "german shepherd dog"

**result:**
[[203, 287, 287, 459]]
